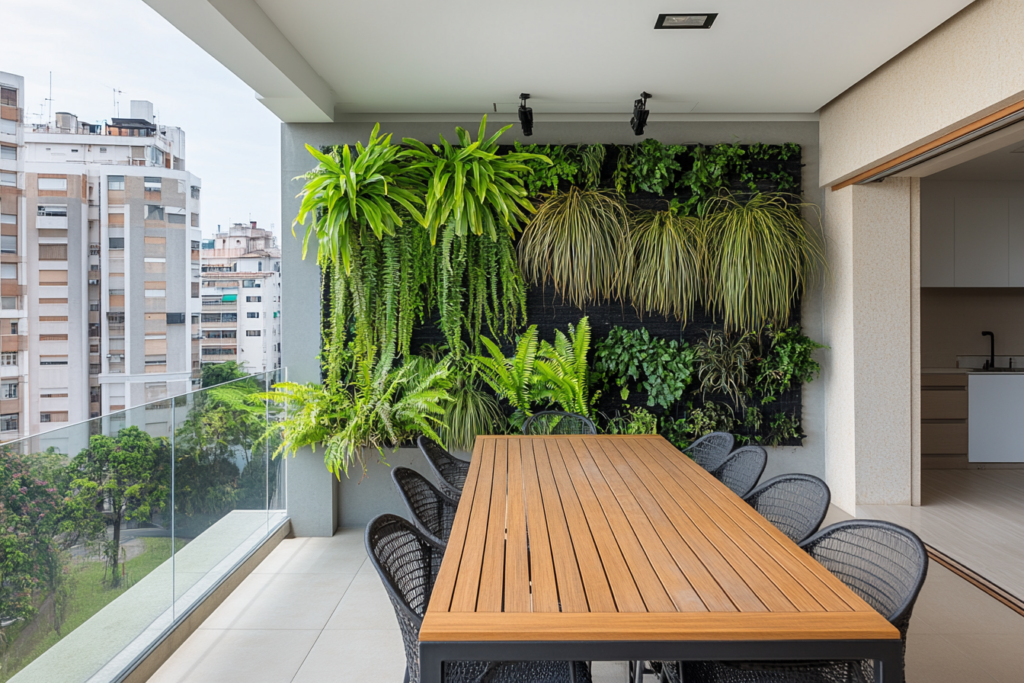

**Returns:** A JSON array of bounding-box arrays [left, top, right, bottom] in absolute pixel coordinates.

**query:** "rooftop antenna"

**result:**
[[44, 71, 54, 126], [112, 88, 123, 118]]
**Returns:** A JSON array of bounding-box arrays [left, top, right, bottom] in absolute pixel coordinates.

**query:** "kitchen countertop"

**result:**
[[923, 368, 1024, 375]]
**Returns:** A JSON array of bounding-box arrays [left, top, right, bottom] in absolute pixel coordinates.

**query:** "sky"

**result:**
[[0, 0, 282, 240]]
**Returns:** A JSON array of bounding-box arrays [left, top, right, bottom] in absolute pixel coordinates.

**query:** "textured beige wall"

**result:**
[[820, 0, 1024, 186], [823, 180, 915, 512]]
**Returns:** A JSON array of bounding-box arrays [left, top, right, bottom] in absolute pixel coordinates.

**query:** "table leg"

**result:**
[[420, 642, 444, 683], [875, 642, 904, 683]]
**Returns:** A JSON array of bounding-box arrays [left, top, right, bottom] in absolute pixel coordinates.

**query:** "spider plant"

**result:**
[[292, 124, 424, 274], [518, 187, 632, 307], [440, 360, 507, 452], [630, 208, 703, 321], [695, 330, 754, 408], [702, 192, 825, 331], [402, 116, 548, 243]]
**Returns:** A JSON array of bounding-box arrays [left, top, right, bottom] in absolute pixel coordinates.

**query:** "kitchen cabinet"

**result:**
[[968, 374, 1024, 462]]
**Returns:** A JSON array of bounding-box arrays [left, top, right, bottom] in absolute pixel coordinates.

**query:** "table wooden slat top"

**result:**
[[421, 435, 900, 643]]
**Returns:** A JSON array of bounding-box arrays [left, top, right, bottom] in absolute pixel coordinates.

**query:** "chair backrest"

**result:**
[[684, 431, 735, 471], [710, 445, 767, 497], [522, 410, 597, 435], [744, 474, 831, 544], [800, 520, 928, 639], [417, 435, 470, 499], [365, 514, 446, 683], [392, 467, 459, 546]]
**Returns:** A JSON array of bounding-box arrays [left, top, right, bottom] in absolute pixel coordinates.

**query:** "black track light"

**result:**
[[518, 94, 533, 136], [630, 92, 651, 136]]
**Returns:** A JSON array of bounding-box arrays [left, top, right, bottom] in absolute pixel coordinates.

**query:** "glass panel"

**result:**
[[0, 370, 284, 682]]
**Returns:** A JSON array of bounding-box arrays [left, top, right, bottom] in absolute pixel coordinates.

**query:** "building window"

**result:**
[[40, 356, 68, 366], [242, 279, 260, 288], [246, 296, 261, 302], [109, 237, 124, 249], [0, 87, 16, 107], [166, 313, 185, 324], [99, 147, 107, 153], [0, 214, 14, 225], [144, 177, 161, 192], [40, 413, 69, 423], [246, 330, 261, 337], [108, 175, 125, 191], [0, 119, 15, 135], [144, 289, 165, 298], [191, 282, 199, 298], [1, 382, 17, 399], [149, 147, 164, 166], [38, 178, 68, 192], [9, 322, 17, 334], [0, 236, 15, 254], [190, 186, 200, 199], [0, 352, 15, 366], [0, 145, 15, 161], [108, 289, 124, 297], [202, 348, 235, 356], [37, 205, 67, 217], [0, 264, 15, 279], [191, 212, 199, 227], [0, 414, 17, 432], [168, 213, 186, 224], [144, 355, 167, 365], [247, 312, 259, 319], [1, 297, 17, 310], [145, 205, 164, 221], [0, 171, 15, 187], [39, 244, 67, 260]]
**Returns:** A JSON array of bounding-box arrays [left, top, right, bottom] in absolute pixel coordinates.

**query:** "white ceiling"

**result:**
[[145, 0, 973, 122]]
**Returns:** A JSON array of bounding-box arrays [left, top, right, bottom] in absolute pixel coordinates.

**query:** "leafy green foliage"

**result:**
[[676, 144, 748, 216], [473, 326, 539, 431], [766, 411, 803, 447], [604, 406, 657, 435], [518, 188, 632, 308], [695, 331, 754, 407], [513, 143, 606, 194], [754, 326, 827, 402], [615, 140, 684, 194], [703, 192, 825, 332], [439, 360, 507, 452], [403, 116, 546, 243], [201, 361, 248, 388], [659, 402, 736, 451], [594, 327, 696, 410], [261, 348, 451, 478], [66, 427, 171, 587], [630, 209, 703, 321], [292, 124, 425, 274], [533, 317, 596, 418]]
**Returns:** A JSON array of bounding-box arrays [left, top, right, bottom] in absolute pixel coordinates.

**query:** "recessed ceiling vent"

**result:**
[[655, 13, 717, 29]]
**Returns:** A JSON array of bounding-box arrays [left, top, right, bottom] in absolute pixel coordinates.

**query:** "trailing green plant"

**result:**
[[472, 326, 540, 430], [260, 347, 451, 478], [292, 124, 425, 274], [513, 142, 606, 195], [439, 357, 507, 452], [594, 327, 696, 410], [403, 116, 547, 244], [703, 192, 825, 332], [754, 326, 827, 403], [605, 406, 658, 435], [614, 139, 685, 194], [735, 406, 764, 445], [765, 410, 803, 447], [630, 208, 703, 321], [533, 317, 596, 418], [518, 187, 632, 307], [660, 402, 736, 451], [695, 330, 754, 407]]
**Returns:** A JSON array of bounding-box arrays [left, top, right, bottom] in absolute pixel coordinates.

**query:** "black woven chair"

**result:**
[[392, 467, 459, 546], [684, 432, 735, 472], [664, 520, 928, 683], [708, 445, 767, 498], [417, 435, 470, 500], [743, 474, 831, 544], [522, 410, 597, 436], [366, 514, 593, 683]]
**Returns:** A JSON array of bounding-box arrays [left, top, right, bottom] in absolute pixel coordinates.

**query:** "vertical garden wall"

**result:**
[[279, 118, 828, 530]]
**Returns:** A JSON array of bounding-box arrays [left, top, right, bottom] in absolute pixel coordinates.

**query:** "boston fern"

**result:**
[[593, 327, 696, 410]]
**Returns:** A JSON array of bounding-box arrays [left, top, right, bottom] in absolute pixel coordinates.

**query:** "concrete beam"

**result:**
[[143, 0, 335, 123]]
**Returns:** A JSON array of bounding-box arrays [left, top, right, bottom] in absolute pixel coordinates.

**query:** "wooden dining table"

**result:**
[[419, 435, 903, 683]]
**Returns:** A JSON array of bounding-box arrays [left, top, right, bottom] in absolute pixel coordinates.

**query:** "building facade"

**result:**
[[0, 74, 201, 439], [200, 222, 281, 373]]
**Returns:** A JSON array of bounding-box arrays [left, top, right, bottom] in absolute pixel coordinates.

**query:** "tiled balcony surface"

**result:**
[[148, 522, 1024, 683]]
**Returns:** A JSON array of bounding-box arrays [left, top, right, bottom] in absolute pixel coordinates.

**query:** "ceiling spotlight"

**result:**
[[654, 13, 717, 29], [630, 92, 651, 136], [518, 94, 533, 137]]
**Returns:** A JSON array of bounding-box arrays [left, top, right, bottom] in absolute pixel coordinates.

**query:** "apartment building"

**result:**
[[200, 222, 281, 373], [0, 72, 201, 438]]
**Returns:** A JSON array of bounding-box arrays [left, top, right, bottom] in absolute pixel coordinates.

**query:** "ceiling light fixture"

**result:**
[[655, 13, 717, 29], [518, 94, 533, 137], [631, 92, 651, 136]]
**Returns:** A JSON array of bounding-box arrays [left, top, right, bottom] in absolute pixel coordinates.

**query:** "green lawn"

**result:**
[[0, 537, 186, 682]]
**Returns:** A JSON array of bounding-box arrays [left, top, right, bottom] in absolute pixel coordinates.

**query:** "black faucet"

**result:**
[[983, 331, 995, 370]]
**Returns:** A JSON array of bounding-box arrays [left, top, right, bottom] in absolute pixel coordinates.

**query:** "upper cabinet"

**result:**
[[921, 180, 1024, 287]]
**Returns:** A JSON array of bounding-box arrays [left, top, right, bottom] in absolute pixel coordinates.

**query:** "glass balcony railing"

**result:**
[[0, 370, 286, 683]]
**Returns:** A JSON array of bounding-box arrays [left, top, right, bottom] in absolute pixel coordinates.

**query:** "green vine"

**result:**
[[513, 142, 606, 194], [593, 327, 696, 410], [754, 326, 827, 403]]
